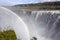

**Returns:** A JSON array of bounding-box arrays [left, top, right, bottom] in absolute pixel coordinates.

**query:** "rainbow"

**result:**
[[0, 6, 30, 40]]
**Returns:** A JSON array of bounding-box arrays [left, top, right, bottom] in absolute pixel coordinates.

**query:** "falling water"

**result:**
[[6, 6, 60, 40], [18, 10, 60, 40]]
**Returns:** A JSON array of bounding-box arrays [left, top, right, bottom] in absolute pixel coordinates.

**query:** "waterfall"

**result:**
[[20, 10, 60, 40], [6, 6, 60, 40]]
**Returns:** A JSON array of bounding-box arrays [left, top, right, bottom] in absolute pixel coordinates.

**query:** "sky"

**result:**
[[0, 0, 60, 6]]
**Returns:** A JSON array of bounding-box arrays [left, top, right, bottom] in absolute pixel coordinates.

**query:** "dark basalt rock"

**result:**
[[14, 1, 60, 10]]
